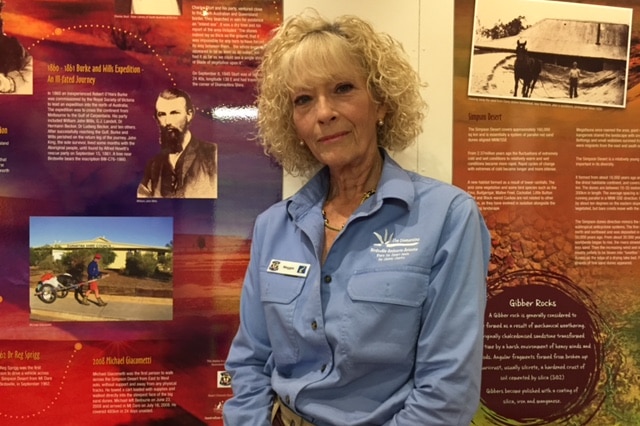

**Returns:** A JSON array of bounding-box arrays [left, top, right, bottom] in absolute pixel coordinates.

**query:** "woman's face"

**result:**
[[290, 68, 386, 171]]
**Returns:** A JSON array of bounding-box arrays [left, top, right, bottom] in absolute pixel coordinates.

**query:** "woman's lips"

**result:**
[[318, 131, 350, 143]]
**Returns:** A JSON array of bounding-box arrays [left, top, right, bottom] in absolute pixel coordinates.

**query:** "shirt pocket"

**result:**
[[259, 271, 306, 303], [344, 267, 429, 364], [259, 271, 306, 364]]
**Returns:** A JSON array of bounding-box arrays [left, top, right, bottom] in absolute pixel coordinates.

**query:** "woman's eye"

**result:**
[[293, 94, 312, 106], [335, 83, 354, 94]]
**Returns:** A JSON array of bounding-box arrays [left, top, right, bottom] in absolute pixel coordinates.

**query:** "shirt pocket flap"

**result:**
[[348, 269, 428, 307], [259, 271, 305, 304]]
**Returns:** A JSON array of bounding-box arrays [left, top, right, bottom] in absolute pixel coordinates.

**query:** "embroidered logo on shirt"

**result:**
[[267, 259, 310, 277], [371, 229, 420, 262]]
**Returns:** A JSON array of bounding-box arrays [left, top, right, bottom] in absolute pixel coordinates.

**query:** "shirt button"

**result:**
[[311, 320, 318, 330], [323, 275, 332, 284]]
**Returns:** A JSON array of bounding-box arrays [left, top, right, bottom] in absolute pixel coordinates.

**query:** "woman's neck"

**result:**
[[326, 151, 383, 206]]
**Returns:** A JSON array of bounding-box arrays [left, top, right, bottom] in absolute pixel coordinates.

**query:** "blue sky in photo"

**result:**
[[29, 216, 173, 248]]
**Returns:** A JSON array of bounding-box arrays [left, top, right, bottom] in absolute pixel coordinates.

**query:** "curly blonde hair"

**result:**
[[256, 10, 427, 176]]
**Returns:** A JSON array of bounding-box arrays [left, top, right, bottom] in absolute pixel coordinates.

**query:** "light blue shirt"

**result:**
[[224, 151, 491, 425]]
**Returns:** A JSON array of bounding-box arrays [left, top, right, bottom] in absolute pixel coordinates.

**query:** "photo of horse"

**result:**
[[467, 0, 633, 108], [513, 40, 541, 98]]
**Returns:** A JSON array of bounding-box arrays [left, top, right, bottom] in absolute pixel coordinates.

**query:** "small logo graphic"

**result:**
[[268, 260, 280, 271], [373, 229, 394, 246], [218, 371, 231, 388]]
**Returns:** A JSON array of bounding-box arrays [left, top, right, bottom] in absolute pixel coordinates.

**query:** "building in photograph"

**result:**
[[41, 236, 170, 270], [474, 18, 629, 71]]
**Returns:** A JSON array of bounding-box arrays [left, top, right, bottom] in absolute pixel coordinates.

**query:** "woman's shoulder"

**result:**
[[254, 198, 291, 226], [399, 170, 481, 218], [405, 169, 471, 198]]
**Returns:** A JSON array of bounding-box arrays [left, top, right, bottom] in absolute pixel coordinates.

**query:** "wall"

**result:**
[[282, 0, 454, 196]]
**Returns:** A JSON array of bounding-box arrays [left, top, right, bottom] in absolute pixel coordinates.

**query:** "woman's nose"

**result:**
[[316, 97, 337, 123]]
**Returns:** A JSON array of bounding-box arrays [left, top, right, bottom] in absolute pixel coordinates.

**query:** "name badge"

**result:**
[[267, 259, 310, 278]]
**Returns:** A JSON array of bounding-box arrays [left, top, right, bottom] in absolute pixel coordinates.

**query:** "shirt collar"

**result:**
[[287, 149, 415, 222]]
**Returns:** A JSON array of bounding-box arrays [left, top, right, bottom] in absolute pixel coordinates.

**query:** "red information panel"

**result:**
[[0, 1, 282, 424]]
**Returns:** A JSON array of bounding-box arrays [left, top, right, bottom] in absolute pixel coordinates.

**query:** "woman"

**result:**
[[224, 10, 491, 426]]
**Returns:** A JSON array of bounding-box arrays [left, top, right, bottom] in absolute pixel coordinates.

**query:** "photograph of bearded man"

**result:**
[[137, 88, 218, 199]]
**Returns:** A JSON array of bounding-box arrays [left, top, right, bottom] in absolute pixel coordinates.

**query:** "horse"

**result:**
[[513, 40, 542, 98]]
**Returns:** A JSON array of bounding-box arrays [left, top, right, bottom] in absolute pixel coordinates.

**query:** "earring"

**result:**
[[299, 140, 305, 146], [377, 119, 384, 127]]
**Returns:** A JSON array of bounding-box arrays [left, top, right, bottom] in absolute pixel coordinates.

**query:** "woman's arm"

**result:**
[[223, 221, 275, 426], [387, 197, 491, 425]]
